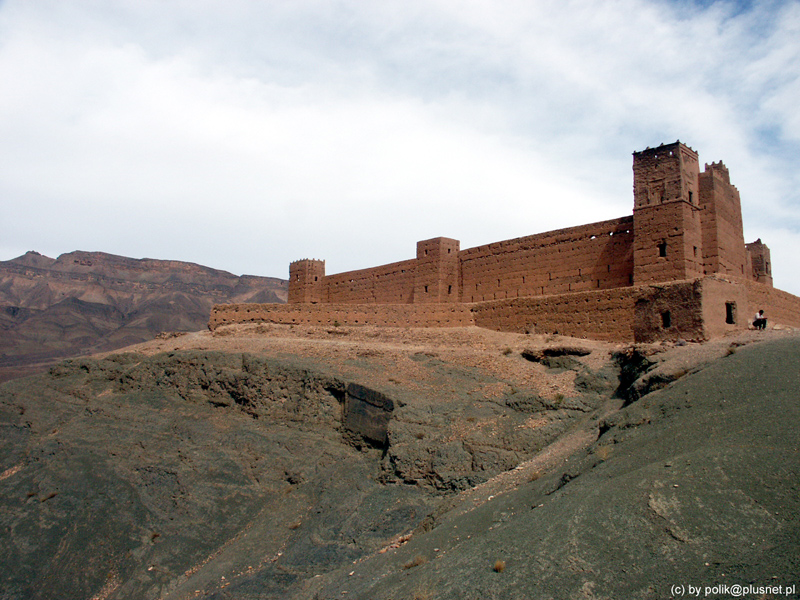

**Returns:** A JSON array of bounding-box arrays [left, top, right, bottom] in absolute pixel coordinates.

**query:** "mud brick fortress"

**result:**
[[211, 141, 800, 342]]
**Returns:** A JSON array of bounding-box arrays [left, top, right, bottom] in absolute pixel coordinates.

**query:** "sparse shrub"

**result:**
[[502, 347, 513, 356], [528, 470, 541, 482], [726, 346, 737, 356], [553, 393, 564, 404], [288, 519, 302, 530], [415, 432, 425, 440], [466, 416, 476, 423], [404, 555, 428, 570], [493, 559, 506, 573], [333, 320, 340, 327]]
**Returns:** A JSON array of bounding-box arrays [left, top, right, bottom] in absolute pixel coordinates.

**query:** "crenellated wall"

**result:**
[[215, 141, 798, 343]]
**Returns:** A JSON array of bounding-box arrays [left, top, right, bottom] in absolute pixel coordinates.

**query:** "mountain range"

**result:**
[[0, 250, 286, 381]]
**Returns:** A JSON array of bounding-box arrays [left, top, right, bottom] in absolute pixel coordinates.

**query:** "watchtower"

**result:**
[[746, 239, 773, 286], [413, 237, 460, 303], [288, 259, 325, 303], [698, 161, 748, 278], [632, 141, 704, 284]]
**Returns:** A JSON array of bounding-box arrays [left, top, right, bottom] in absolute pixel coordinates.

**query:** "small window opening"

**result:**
[[314, 276, 318, 281], [424, 285, 428, 293], [448, 285, 452, 294], [661, 311, 671, 328], [693, 246, 698, 258], [658, 241, 668, 258], [725, 302, 736, 325], [688, 191, 693, 204]]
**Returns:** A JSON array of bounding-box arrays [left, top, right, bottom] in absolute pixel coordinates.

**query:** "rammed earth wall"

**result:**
[[459, 218, 633, 302], [209, 302, 475, 329], [232, 142, 800, 343], [211, 276, 800, 343]]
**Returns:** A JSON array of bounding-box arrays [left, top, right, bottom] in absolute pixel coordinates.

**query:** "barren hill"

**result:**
[[0, 324, 797, 599], [0, 251, 287, 381]]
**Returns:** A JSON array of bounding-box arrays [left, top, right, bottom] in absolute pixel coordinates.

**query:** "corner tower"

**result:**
[[288, 259, 325, 303], [632, 141, 704, 284]]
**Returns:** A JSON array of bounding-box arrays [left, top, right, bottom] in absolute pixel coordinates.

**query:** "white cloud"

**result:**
[[0, 0, 798, 295]]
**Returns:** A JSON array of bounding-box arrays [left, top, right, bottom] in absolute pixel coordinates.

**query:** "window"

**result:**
[[725, 302, 736, 325], [658, 242, 667, 258], [661, 311, 671, 328]]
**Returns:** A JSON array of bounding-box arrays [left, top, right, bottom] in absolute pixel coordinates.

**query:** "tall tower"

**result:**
[[288, 259, 325, 303], [698, 161, 748, 278], [413, 237, 460, 303], [632, 141, 704, 284]]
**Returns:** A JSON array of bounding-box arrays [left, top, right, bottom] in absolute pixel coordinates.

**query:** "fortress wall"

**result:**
[[698, 277, 749, 339], [632, 280, 706, 343], [471, 287, 638, 342], [209, 302, 474, 330], [458, 217, 634, 303], [324, 259, 418, 304], [742, 280, 800, 329]]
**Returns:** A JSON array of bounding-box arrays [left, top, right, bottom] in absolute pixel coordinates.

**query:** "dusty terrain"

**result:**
[[1, 323, 798, 600]]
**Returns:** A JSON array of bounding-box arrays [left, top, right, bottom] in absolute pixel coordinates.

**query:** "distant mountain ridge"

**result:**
[[0, 250, 287, 380]]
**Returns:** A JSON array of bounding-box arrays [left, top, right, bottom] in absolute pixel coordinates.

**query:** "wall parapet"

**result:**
[[209, 302, 475, 330]]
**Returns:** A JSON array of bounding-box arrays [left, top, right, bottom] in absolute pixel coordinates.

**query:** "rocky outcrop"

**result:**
[[1, 331, 798, 599]]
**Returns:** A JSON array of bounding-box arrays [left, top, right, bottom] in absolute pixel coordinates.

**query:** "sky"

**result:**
[[1, 0, 798, 294]]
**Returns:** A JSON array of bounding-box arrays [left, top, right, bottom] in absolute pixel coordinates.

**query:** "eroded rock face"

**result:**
[[0, 346, 624, 599], [343, 383, 395, 448], [0, 352, 432, 600]]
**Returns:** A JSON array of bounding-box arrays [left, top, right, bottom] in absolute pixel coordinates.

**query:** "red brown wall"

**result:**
[[470, 287, 638, 341], [743, 280, 800, 328], [210, 302, 475, 329], [324, 258, 418, 304], [458, 217, 634, 302]]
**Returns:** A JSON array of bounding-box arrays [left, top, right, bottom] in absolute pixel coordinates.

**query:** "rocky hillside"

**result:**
[[0, 324, 797, 600], [0, 251, 287, 381]]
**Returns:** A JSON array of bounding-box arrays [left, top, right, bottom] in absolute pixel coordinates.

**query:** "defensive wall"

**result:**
[[212, 141, 800, 342], [210, 276, 800, 343]]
